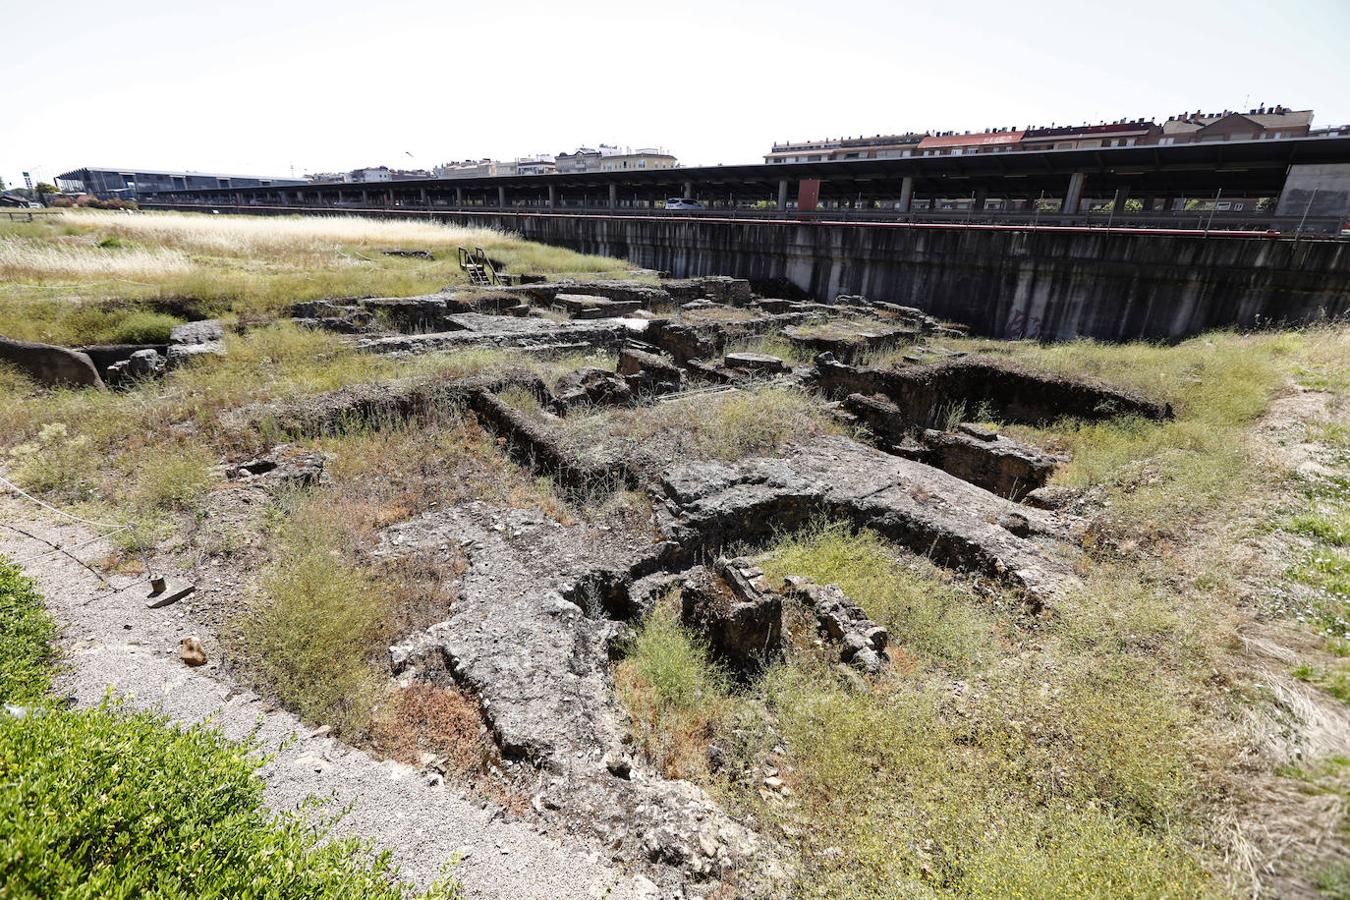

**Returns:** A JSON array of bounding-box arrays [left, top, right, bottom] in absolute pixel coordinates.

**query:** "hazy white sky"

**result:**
[[4, 0, 1348, 187]]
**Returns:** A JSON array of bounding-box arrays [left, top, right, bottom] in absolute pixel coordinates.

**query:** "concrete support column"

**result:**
[[608, 183, 618, 209], [777, 179, 789, 211], [1062, 172, 1086, 214], [360, 190, 369, 206], [386, 190, 393, 207], [897, 176, 914, 213], [548, 185, 557, 209], [497, 186, 506, 208], [973, 186, 989, 210], [419, 188, 428, 207], [455, 187, 463, 207], [1112, 186, 1130, 214], [683, 180, 694, 199]]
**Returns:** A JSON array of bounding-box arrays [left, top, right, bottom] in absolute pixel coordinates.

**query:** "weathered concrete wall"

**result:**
[[150, 204, 1350, 341], [1276, 163, 1350, 219], [455, 214, 1350, 341]]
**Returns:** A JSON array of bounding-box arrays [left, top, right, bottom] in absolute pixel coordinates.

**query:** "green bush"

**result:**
[[0, 702, 456, 899], [240, 501, 390, 734], [614, 600, 730, 779], [0, 560, 56, 705]]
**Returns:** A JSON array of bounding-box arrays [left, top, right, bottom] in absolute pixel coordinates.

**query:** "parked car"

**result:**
[[27, 201, 42, 209], [665, 197, 704, 210], [1341, 219, 1350, 237]]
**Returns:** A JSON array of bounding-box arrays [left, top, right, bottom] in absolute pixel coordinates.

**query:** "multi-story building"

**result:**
[[1159, 106, 1313, 144], [596, 148, 678, 172], [1021, 120, 1160, 151], [765, 133, 924, 164], [915, 129, 1024, 157], [556, 145, 623, 174], [514, 155, 557, 176], [55, 166, 303, 199], [767, 105, 1318, 163]]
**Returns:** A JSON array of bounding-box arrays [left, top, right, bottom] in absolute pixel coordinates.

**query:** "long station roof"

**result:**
[[142, 135, 1350, 200]]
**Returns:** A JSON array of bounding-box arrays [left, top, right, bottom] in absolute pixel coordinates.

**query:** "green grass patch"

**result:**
[[759, 523, 992, 670], [614, 600, 731, 780], [0, 560, 57, 705], [0, 702, 457, 898]]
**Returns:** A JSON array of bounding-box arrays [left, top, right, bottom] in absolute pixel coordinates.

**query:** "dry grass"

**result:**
[[0, 236, 191, 279], [370, 684, 493, 776], [0, 209, 634, 344]]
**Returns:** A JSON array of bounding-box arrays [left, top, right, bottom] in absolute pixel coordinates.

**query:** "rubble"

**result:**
[[551, 367, 633, 411], [815, 354, 1172, 426], [662, 275, 753, 307], [781, 576, 888, 674], [226, 444, 328, 488]]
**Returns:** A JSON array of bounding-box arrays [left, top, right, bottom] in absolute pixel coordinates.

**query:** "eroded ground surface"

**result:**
[[5, 220, 1350, 898]]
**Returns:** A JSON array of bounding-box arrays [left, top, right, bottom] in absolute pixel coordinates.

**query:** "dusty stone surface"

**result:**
[[359, 315, 638, 356], [0, 503, 644, 900], [372, 505, 773, 891], [0, 335, 104, 388], [656, 435, 1076, 608]]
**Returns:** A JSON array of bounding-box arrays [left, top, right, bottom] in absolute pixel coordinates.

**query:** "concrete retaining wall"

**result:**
[[454, 214, 1350, 341], [151, 204, 1350, 341]]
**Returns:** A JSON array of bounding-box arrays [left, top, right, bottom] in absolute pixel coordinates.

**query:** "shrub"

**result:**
[[614, 600, 730, 779], [240, 500, 391, 734], [0, 702, 457, 899], [0, 560, 56, 705], [130, 442, 215, 510]]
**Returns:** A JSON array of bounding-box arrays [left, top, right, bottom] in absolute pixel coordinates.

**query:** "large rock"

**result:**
[[0, 336, 104, 388], [918, 424, 1062, 500], [679, 562, 782, 676], [167, 319, 227, 368], [657, 435, 1076, 608], [617, 347, 683, 395], [552, 367, 634, 411]]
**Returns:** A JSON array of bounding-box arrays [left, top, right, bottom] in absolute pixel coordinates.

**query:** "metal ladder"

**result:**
[[458, 246, 500, 286]]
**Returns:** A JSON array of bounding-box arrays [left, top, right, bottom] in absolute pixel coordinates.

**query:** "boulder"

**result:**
[[0, 336, 104, 388], [617, 347, 682, 395], [679, 563, 782, 676], [723, 352, 790, 375], [552, 367, 634, 411], [178, 636, 207, 667], [917, 426, 1062, 500], [167, 319, 227, 367]]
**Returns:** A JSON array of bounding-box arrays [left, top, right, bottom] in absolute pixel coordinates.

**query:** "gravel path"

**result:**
[[0, 497, 646, 900]]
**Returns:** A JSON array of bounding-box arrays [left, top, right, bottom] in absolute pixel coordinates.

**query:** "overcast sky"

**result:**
[[3, 0, 1348, 187]]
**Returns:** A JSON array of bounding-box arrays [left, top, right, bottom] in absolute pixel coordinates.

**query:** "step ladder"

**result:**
[[458, 246, 501, 287]]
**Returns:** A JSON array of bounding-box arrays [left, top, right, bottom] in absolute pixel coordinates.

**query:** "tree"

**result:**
[[35, 182, 57, 194]]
